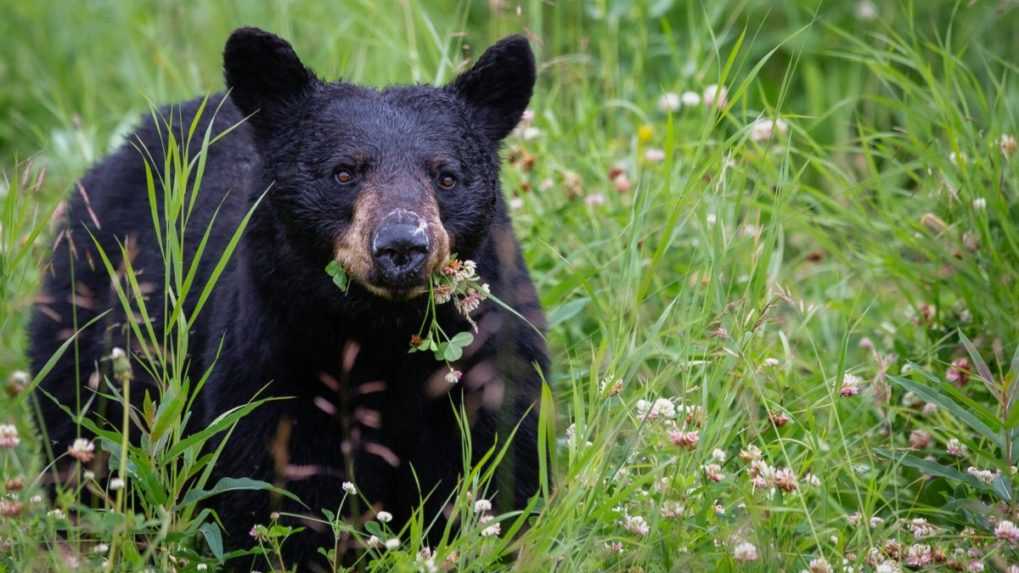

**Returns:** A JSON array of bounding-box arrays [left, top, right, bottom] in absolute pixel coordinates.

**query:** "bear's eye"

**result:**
[[335, 169, 355, 185], [437, 173, 457, 190]]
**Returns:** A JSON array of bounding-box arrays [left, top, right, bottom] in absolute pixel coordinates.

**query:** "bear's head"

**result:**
[[223, 27, 534, 302]]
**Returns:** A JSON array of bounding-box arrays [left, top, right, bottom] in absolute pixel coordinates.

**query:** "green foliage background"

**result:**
[[2, 1, 1019, 571]]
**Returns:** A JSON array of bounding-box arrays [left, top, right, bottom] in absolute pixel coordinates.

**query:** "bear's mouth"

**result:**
[[360, 280, 430, 301], [329, 245, 433, 302], [331, 202, 452, 302]]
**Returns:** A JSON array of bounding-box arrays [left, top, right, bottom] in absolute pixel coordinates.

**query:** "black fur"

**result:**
[[28, 28, 546, 570]]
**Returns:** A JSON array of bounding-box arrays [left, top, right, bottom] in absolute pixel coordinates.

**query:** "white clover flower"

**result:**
[[657, 92, 681, 112], [946, 438, 967, 457], [739, 444, 762, 461], [8, 370, 29, 385], [670, 430, 699, 450], [109, 478, 125, 491], [454, 289, 485, 316], [0, 500, 23, 517], [481, 523, 501, 537], [474, 499, 492, 513], [637, 397, 676, 421], [651, 398, 676, 419], [904, 544, 932, 568], [996, 520, 1019, 543], [622, 514, 650, 536], [635, 399, 651, 418], [773, 467, 797, 492], [644, 148, 666, 162], [749, 459, 772, 481], [511, 110, 535, 139], [0, 424, 20, 449], [901, 391, 924, 408], [1001, 134, 1017, 158], [909, 430, 931, 449], [733, 541, 759, 562], [445, 369, 462, 384], [875, 561, 900, 573], [909, 517, 936, 539], [68, 438, 95, 463], [711, 448, 727, 462], [6, 370, 28, 395], [433, 284, 454, 304], [703, 463, 725, 482], [966, 466, 997, 484], [564, 423, 577, 443], [703, 84, 728, 108], [749, 118, 789, 142], [840, 373, 862, 397], [376, 510, 393, 523], [384, 537, 400, 550], [661, 501, 684, 518], [417, 547, 435, 568], [342, 481, 357, 495], [855, 0, 878, 21], [808, 557, 833, 573], [458, 260, 478, 280], [681, 91, 701, 106]]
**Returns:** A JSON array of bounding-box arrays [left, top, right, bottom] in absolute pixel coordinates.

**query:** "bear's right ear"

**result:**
[[223, 27, 316, 133]]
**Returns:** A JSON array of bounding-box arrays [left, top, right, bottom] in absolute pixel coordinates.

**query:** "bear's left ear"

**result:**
[[223, 27, 317, 134], [450, 35, 536, 143]]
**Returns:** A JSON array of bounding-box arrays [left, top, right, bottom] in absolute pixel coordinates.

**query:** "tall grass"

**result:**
[[1, 0, 1019, 571]]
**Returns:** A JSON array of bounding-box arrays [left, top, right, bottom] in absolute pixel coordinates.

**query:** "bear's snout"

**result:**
[[371, 208, 431, 288]]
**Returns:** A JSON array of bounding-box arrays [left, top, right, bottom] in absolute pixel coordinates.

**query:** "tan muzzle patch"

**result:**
[[333, 187, 450, 300]]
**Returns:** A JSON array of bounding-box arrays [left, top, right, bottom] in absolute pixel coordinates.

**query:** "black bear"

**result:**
[[28, 27, 547, 568]]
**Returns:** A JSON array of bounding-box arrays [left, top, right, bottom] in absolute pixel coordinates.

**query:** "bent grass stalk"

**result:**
[[67, 97, 290, 569]]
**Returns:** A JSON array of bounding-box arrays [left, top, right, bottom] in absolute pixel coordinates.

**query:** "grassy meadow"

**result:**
[[2, 0, 1019, 571]]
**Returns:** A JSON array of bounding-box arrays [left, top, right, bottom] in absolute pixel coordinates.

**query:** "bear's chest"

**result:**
[[265, 337, 460, 465]]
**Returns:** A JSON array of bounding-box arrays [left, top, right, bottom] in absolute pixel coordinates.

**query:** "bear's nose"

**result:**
[[372, 217, 430, 286]]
